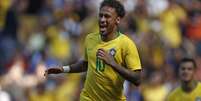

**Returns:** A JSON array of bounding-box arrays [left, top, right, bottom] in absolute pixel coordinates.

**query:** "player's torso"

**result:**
[[171, 83, 201, 101], [83, 33, 127, 101], [86, 33, 125, 82]]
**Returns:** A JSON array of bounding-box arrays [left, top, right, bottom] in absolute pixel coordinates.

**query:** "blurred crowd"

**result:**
[[0, 0, 200, 101]]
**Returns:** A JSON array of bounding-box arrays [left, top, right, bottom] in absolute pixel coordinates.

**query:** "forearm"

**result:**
[[45, 59, 88, 76], [110, 63, 141, 86], [68, 59, 88, 73]]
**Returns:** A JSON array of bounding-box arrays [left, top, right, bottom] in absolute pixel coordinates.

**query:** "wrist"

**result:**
[[62, 65, 71, 73], [110, 61, 118, 68]]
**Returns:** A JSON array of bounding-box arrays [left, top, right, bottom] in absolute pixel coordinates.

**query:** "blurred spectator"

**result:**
[[141, 70, 169, 101], [0, 0, 200, 101], [0, 0, 19, 75], [0, 86, 11, 101], [159, 0, 187, 48], [167, 58, 201, 101]]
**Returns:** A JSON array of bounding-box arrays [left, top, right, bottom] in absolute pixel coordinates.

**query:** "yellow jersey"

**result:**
[[167, 82, 201, 101], [80, 32, 141, 101]]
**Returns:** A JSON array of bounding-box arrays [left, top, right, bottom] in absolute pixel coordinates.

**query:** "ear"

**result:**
[[116, 17, 120, 24]]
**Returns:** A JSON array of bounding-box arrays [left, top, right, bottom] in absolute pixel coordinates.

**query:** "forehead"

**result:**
[[180, 62, 194, 69], [99, 6, 116, 14]]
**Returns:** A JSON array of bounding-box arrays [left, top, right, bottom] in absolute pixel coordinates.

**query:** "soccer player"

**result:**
[[167, 58, 201, 101], [44, 0, 142, 100]]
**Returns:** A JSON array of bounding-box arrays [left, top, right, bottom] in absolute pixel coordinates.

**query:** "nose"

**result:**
[[182, 68, 188, 73], [100, 16, 106, 22]]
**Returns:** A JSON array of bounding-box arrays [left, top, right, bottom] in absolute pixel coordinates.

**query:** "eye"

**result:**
[[99, 13, 103, 17], [187, 67, 193, 71], [180, 67, 186, 71], [104, 14, 110, 18]]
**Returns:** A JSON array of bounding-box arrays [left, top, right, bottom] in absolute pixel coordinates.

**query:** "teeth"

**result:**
[[100, 27, 106, 31]]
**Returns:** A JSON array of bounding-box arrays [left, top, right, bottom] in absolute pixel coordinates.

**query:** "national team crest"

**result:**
[[196, 97, 201, 101], [109, 48, 116, 57]]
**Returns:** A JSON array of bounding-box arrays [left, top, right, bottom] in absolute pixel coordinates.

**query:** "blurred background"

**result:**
[[0, 0, 200, 101]]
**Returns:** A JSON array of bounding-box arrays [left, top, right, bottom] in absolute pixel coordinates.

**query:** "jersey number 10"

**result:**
[[96, 57, 105, 72]]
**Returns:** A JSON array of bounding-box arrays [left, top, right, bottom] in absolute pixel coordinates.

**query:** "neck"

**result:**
[[101, 28, 119, 42], [181, 80, 197, 93]]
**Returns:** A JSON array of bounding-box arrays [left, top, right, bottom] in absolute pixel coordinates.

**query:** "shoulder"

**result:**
[[84, 32, 99, 44], [168, 86, 181, 99], [197, 82, 201, 89], [119, 34, 137, 48], [198, 82, 201, 86], [118, 34, 135, 46], [85, 32, 99, 40], [119, 34, 134, 43]]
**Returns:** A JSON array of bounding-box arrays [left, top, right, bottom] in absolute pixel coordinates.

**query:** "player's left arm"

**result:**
[[97, 48, 141, 86]]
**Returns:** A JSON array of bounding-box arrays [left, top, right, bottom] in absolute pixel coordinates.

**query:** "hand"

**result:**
[[96, 48, 116, 66], [44, 67, 63, 77]]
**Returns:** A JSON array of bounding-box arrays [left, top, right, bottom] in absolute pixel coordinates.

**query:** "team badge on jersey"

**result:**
[[109, 48, 116, 57], [196, 97, 201, 101]]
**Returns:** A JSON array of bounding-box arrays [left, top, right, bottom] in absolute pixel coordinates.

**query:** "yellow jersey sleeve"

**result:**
[[124, 38, 141, 71], [83, 35, 89, 61]]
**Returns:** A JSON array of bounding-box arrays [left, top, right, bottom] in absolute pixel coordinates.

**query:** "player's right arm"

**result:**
[[44, 59, 88, 76], [45, 33, 90, 76]]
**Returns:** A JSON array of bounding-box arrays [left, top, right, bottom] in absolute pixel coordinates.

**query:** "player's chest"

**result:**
[[86, 42, 122, 63], [180, 92, 201, 101]]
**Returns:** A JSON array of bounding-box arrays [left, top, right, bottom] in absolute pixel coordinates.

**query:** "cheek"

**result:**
[[189, 71, 195, 77], [107, 18, 116, 24], [108, 20, 116, 28], [179, 72, 184, 79], [180, 70, 194, 79]]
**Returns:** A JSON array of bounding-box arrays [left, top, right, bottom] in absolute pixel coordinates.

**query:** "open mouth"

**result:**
[[100, 25, 107, 33]]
